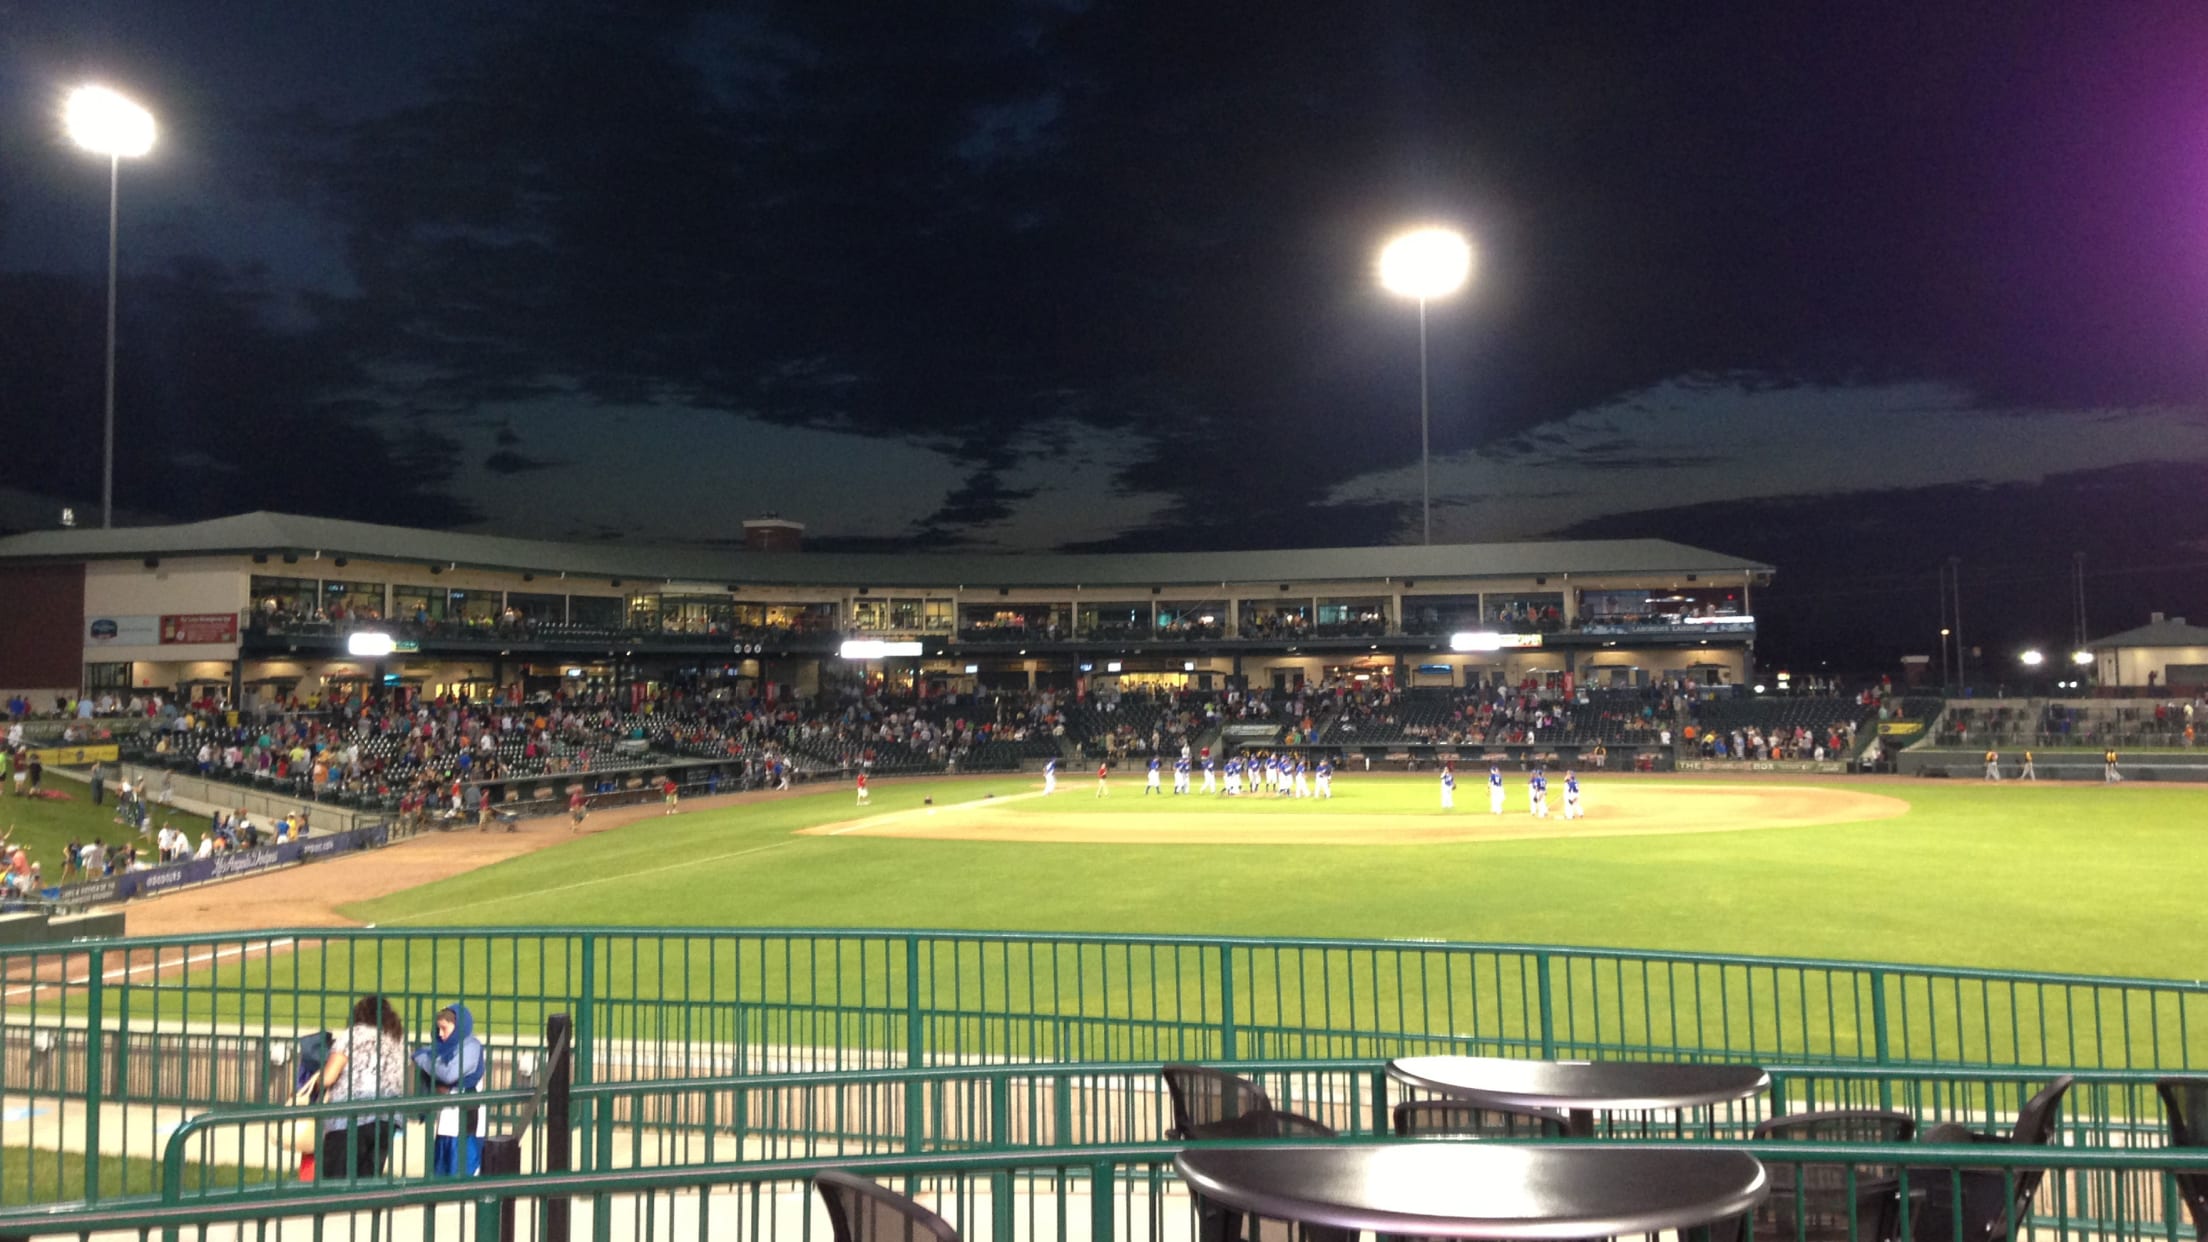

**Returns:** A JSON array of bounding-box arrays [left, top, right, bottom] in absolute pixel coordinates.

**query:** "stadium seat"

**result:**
[[2157, 1078, 2208, 1242], [1748, 1109, 1916, 1242], [1888, 1075, 2073, 1242], [1391, 1098, 1567, 1138], [813, 1170, 961, 1242], [1160, 1065, 1273, 1140]]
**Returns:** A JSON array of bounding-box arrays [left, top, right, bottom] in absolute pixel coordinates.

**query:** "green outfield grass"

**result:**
[[0, 787, 209, 887], [345, 775, 2206, 981]]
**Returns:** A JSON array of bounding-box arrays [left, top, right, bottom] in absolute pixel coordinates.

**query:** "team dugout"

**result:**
[[0, 511, 1769, 708]]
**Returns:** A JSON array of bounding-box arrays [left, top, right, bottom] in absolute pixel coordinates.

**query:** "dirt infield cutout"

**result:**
[[801, 783, 1909, 846]]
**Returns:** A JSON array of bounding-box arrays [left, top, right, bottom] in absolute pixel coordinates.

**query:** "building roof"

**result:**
[[2087, 617, 2208, 650], [0, 511, 1773, 591]]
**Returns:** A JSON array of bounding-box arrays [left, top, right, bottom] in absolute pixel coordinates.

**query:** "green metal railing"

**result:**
[[2, 1139, 2206, 1242], [126, 1057, 2203, 1220], [7, 927, 2208, 1204]]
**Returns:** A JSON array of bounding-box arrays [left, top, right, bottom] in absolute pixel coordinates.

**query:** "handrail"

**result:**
[[14, 924, 2205, 992], [7, 1138, 2208, 1239], [156, 1085, 543, 1201]]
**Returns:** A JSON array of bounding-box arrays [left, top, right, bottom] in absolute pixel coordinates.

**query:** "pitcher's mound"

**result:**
[[803, 783, 1907, 846]]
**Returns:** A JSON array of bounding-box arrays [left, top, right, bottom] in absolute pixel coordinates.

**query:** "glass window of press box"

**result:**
[[505, 592, 565, 623], [1486, 591, 1564, 631], [1237, 599, 1311, 637], [1402, 593, 1481, 634], [1577, 587, 1745, 627], [321, 580, 386, 620], [1079, 602, 1149, 638], [960, 604, 1071, 639], [1155, 601, 1225, 638], [1315, 597, 1388, 636], [251, 576, 319, 622], [568, 596, 623, 628], [660, 596, 734, 634]]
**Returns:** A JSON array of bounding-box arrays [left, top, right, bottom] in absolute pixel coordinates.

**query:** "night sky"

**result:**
[[7, 2, 2208, 673]]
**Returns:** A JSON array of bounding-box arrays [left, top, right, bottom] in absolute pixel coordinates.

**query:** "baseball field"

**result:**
[[308, 772, 2207, 980]]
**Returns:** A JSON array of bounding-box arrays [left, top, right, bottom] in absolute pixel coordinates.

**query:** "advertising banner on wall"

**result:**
[[27, 744, 120, 766], [48, 822, 389, 905], [86, 616, 159, 646], [160, 613, 240, 645]]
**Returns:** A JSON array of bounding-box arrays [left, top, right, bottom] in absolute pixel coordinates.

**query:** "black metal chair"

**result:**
[[2157, 1078, 2208, 1242], [814, 1170, 961, 1242], [1890, 1075, 2074, 1242], [1392, 1098, 1568, 1138], [1162, 1065, 1275, 1140], [1749, 1109, 1916, 1242]]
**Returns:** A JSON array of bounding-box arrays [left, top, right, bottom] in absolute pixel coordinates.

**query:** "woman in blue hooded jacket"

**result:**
[[415, 1002, 486, 1176]]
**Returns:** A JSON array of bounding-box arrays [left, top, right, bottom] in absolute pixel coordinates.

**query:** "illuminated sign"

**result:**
[[839, 639, 923, 659], [1448, 632, 1543, 651]]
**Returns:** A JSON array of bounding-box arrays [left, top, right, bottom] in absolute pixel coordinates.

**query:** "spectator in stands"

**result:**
[[300, 994, 408, 1182], [414, 1002, 487, 1177]]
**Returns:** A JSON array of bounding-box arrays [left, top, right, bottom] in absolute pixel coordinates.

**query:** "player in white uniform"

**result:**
[[1173, 755, 1191, 794], [1042, 757, 1057, 795], [1314, 759, 1332, 798], [1292, 758, 1311, 798], [1529, 768, 1548, 819], [1440, 764, 1456, 810], [1562, 770, 1583, 820], [1200, 755, 1217, 793], [1487, 764, 1505, 815], [1224, 757, 1244, 795], [1145, 756, 1163, 794]]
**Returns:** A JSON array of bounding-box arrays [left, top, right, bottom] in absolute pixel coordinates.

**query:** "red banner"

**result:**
[[159, 613, 240, 645]]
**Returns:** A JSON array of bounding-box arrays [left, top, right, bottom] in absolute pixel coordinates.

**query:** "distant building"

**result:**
[[2088, 612, 2208, 688]]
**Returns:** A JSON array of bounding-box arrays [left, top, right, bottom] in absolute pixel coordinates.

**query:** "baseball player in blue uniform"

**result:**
[[1292, 757, 1311, 798], [1146, 755, 1163, 795], [1529, 767, 1549, 819], [1440, 763, 1456, 809], [1043, 756, 1057, 795], [1487, 764, 1505, 815], [1173, 754, 1191, 794], [1562, 769, 1583, 820], [1314, 758, 1332, 798], [1200, 754, 1217, 793]]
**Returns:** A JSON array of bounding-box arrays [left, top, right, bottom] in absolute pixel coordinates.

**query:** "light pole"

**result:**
[[1378, 227, 1472, 544], [65, 85, 157, 530]]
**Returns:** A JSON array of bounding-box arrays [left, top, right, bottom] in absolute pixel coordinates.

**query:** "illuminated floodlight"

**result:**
[[346, 632, 397, 657], [1377, 227, 1473, 301], [2071, 650, 2094, 667], [66, 86, 156, 158], [2019, 649, 2046, 667], [1105, 661, 1123, 673], [963, 664, 979, 674]]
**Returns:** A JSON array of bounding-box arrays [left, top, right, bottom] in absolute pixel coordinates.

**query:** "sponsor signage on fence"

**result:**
[[28, 744, 119, 766], [160, 613, 240, 645], [1877, 720, 1925, 737], [52, 822, 389, 905], [1222, 724, 1283, 739], [1676, 759, 1848, 774]]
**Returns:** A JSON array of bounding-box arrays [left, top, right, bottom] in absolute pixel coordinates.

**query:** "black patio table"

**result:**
[[1174, 1142, 1768, 1240], [1388, 1055, 1772, 1137]]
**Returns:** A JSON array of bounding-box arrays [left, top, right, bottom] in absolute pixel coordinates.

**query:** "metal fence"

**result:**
[[2, 1139, 2206, 1242], [6, 927, 2208, 1205]]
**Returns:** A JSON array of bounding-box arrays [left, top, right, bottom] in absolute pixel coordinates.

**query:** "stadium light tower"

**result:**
[[1378, 226, 1473, 545], [65, 85, 157, 530]]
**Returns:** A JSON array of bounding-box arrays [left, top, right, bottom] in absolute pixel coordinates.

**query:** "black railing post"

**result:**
[[544, 1013, 573, 1242], [479, 1134, 521, 1242]]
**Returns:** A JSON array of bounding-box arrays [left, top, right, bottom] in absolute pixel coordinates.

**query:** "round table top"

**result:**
[[1175, 1143, 1768, 1239], [1388, 1056, 1771, 1112]]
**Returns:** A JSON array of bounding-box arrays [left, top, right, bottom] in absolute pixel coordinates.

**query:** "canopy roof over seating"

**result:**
[[0, 510, 1771, 590]]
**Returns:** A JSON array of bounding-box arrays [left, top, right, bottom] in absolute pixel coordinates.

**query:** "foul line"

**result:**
[[816, 788, 1051, 836], [2, 937, 297, 1003]]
